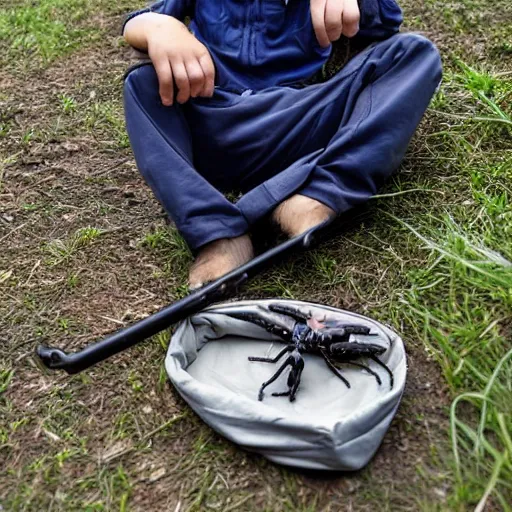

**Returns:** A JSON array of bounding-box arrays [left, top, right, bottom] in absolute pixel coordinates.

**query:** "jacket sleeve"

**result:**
[[357, 0, 403, 40], [122, 0, 195, 35]]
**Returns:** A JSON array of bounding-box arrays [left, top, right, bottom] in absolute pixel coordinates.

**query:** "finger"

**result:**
[[152, 54, 174, 106], [171, 60, 191, 104], [324, 0, 343, 42], [185, 59, 205, 98], [310, 0, 330, 48], [341, 0, 360, 38], [198, 52, 215, 97]]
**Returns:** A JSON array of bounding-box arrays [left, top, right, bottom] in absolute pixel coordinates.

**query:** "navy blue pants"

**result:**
[[124, 33, 442, 250]]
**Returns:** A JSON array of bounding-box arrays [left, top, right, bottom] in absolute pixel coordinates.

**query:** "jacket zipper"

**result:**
[[241, 3, 251, 66]]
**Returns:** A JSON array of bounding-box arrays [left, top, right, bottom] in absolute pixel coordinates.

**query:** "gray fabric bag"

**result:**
[[165, 299, 407, 471]]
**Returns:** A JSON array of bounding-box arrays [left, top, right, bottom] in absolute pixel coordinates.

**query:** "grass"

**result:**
[[0, 0, 511, 509], [0, 367, 14, 394], [394, 210, 512, 507], [0, 0, 100, 67], [387, 66, 510, 507], [378, 62, 511, 507], [84, 100, 131, 149], [0, 0, 136, 69], [139, 225, 193, 286], [450, 349, 512, 511], [45, 227, 104, 266]]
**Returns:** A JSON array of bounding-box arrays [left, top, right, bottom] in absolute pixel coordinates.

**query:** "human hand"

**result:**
[[310, 0, 360, 48], [125, 13, 215, 106]]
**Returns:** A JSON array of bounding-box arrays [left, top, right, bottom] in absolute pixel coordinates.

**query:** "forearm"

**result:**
[[123, 12, 186, 51]]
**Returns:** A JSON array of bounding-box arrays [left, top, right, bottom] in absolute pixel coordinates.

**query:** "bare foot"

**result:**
[[272, 194, 336, 237], [188, 234, 254, 290]]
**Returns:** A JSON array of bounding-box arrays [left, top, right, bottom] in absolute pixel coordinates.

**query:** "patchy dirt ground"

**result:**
[[1, 0, 510, 510]]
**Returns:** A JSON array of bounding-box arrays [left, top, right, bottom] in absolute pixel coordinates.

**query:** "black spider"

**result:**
[[225, 303, 393, 402]]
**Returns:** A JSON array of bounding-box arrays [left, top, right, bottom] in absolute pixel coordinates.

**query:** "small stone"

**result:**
[[2, 214, 14, 222], [433, 488, 446, 499], [62, 142, 80, 152], [55, 490, 67, 502], [43, 428, 62, 442], [149, 467, 166, 482], [346, 481, 361, 494]]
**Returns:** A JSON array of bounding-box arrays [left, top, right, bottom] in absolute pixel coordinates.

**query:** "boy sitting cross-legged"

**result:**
[[123, 0, 442, 289]]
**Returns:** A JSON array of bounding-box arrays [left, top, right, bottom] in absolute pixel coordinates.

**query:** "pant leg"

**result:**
[[236, 33, 442, 223], [123, 63, 249, 250], [299, 33, 443, 212]]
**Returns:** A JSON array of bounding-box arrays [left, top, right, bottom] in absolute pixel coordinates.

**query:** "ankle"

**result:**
[[188, 234, 253, 289], [272, 195, 335, 237]]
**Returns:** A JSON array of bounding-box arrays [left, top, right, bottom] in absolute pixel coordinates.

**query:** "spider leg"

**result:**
[[257, 355, 295, 401], [341, 325, 374, 336], [249, 345, 293, 363], [225, 310, 292, 340], [321, 350, 351, 388], [272, 355, 304, 402], [314, 326, 378, 345], [288, 364, 304, 402], [369, 355, 394, 389], [334, 361, 382, 386], [268, 303, 310, 323]]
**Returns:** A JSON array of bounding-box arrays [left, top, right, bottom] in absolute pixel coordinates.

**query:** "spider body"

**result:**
[[226, 303, 394, 402]]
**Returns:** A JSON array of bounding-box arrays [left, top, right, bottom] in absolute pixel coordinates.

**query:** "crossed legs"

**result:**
[[124, 34, 442, 289]]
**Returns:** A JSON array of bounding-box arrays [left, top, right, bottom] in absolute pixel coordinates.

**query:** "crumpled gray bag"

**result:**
[[165, 299, 407, 471]]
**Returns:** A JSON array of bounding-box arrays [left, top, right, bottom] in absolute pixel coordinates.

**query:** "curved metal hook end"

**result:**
[[36, 346, 72, 372]]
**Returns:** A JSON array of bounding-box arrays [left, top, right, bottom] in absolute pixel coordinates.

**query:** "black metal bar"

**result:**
[[36, 218, 336, 374]]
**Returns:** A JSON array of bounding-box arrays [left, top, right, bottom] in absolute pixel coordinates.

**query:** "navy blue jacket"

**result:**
[[124, 0, 403, 91]]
